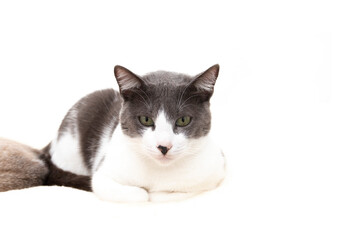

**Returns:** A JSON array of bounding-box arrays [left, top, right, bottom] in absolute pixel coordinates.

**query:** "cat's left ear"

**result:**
[[191, 64, 220, 99], [114, 65, 143, 100]]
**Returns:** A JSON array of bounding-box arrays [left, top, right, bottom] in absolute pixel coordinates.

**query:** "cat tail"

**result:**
[[40, 144, 92, 192], [0, 138, 48, 192], [0, 138, 92, 192]]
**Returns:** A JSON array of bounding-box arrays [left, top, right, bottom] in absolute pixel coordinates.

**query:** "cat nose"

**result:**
[[157, 145, 172, 155]]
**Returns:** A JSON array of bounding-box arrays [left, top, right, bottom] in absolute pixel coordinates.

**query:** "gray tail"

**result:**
[[40, 144, 92, 191]]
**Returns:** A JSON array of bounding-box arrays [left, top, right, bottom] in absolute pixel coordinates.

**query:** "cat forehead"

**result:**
[[126, 77, 201, 119], [124, 70, 207, 117], [141, 71, 193, 86]]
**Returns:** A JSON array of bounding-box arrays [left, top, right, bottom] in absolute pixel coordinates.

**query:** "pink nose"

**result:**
[[157, 145, 172, 155]]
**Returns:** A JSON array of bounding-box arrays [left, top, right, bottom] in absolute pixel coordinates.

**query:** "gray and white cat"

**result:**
[[1, 65, 226, 202], [46, 64, 226, 202]]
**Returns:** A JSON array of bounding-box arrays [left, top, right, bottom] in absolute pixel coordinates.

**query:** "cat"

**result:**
[[1, 65, 226, 202]]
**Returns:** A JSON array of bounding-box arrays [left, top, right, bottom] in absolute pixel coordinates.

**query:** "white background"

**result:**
[[0, 0, 359, 239]]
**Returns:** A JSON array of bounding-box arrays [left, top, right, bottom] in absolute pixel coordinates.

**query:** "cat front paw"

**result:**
[[92, 173, 149, 202], [94, 185, 149, 203], [149, 191, 198, 202]]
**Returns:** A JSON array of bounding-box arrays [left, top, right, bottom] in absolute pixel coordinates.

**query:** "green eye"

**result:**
[[139, 116, 154, 127], [175, 116, 192, 127]]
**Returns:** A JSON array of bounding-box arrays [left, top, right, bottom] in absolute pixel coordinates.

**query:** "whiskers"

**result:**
[[123, 134, 205, 164], [133, 89, 151, 109], [176, 81, 194, 110], [178, 95, 197, 110]]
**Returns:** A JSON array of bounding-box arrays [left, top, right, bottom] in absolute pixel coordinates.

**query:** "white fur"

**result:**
[[141, 111, 188, 165], [50, 133, 90, 176], [91, 126, 113, 173], [50, 109, 90, 176], [149, 191, 199, 202], [92, 171, 149, 202], [92, 111, 226, 202]]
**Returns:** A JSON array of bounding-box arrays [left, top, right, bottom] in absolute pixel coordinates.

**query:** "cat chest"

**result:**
[[100, 156, 202, 192], [100, 148, 225, 193], [98, 130, 225, 193]]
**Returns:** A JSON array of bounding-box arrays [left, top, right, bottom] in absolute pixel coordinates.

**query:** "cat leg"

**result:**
[[92, 172, 149, 203], [149, 191, 199, 202]]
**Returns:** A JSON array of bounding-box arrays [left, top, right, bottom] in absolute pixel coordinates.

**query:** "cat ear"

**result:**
[[114, 65, 143, 99], [191, 64, 220, 99]]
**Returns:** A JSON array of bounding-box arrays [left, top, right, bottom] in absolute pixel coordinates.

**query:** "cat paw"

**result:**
[[95, 185, 149, 203], [92, 173, 149, 202], [149, 191, 198, 202]]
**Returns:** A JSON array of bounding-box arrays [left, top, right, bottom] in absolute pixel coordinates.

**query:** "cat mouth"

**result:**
[[153, 154, 174, 165], [143, 148, 177, 165], [158, 155, 172, 161]]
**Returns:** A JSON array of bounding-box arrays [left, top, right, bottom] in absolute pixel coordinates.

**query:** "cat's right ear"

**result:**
[[114, 65, 143, 100]]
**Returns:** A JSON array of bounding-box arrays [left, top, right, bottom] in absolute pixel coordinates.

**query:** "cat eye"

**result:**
[[139, 116, 154, 127], [175, 116, 192, 127]]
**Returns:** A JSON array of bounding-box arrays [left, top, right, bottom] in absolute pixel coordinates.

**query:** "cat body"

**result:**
[[0, 65, 225, 202], [46, 64, 225, 202]]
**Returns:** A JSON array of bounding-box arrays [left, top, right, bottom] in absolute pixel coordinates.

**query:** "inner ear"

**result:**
[[114, 65, 143, 99], [190, 64, 220, 101]]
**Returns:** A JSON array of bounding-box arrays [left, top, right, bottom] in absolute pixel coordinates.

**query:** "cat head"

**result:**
[[114, 64, 219, 165]]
